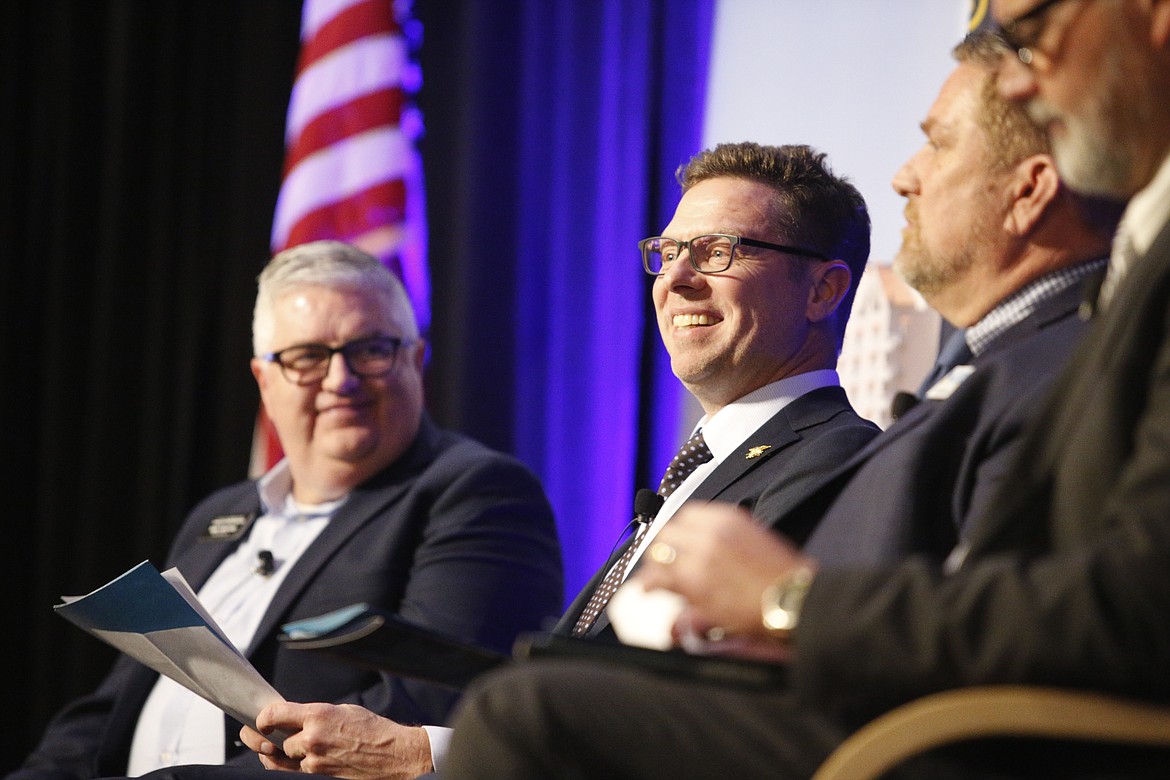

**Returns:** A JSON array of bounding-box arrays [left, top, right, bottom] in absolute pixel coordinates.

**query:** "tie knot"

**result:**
[[658, 430, 714, 498]]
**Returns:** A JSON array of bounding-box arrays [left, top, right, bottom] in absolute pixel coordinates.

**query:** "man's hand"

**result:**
[[632, 501, 816, 646], [241, 702, 432, 780]]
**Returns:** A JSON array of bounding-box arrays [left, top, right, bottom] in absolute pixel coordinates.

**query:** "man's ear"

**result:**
[[251, 357, 269, 395], [807, 260, 852, 323], [1004, 154, 1060, 236]]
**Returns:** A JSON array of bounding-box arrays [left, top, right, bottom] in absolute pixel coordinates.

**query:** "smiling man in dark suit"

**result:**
[[626, 32, 1119, 587], [554, 142, 880, 639], [8, 240, 563, 780]]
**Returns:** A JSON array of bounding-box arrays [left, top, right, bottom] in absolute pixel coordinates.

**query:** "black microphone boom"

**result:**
[[633, 488, 665, 524]]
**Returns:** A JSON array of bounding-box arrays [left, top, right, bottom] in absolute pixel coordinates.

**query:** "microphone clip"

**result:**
[[253, 550, 276, 577], [633, 488, 665, 525]]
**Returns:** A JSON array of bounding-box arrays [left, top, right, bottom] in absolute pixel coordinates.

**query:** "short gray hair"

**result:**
[[252, 240, 418, 354]]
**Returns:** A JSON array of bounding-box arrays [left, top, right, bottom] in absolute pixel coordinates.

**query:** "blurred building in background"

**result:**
[[839, 264, 941, 428]]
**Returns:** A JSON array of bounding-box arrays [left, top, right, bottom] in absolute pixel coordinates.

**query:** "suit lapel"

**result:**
[[172, 492, 264, 589], [1018, 243, 1167, 475], [962, 230, 1170, 562], [242, 416, 442, 655], [689, 420, 798, 503], [689, 385, 853, 503], [865, 276, 1085, 478], [553, 540, 632, 635], [243, 476, 417, 655], [787, 283, 1082, 526]]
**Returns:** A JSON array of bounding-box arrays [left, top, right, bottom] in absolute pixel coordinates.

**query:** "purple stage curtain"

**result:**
[[419, 0, 714, 602]]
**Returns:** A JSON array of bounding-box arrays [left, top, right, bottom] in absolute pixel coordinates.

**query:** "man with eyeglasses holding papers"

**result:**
[[9, 240, 563, 780]]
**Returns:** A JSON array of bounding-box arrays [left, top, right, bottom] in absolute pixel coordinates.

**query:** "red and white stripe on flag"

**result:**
[[251, 0, 428, 477]]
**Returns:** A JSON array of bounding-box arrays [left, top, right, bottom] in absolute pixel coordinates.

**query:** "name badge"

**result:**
[[200, 512, 257, 542], [924, 365, 975, 401]]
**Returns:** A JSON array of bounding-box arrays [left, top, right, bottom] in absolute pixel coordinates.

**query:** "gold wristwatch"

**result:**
[[761, 566, 815, 640]]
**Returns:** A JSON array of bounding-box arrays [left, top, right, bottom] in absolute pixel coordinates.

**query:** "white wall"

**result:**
[[703, 0, 968, 264]]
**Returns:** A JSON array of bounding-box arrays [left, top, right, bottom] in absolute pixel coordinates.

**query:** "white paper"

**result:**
[[55, 560, 286, 745], [606, 580, 686, 650]]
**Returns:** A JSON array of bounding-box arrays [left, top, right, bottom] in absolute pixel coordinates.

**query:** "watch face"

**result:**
[[761, 567, 814, 637]]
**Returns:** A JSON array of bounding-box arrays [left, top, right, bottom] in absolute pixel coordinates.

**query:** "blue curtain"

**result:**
[[513, 0, 715, 600], [420, 0, 715, 602]]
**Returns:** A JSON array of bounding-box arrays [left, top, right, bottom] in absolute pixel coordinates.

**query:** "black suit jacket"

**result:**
[[555, 385, 879, 636], [795, 218, 1170, 726], [801, 279, 1091, 566], [14, 416, 563, 780]]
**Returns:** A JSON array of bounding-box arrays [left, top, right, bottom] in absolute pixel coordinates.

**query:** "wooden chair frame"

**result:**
[[812, 686, 1170, 780]]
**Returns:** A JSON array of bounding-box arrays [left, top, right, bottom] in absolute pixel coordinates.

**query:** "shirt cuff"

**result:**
[[421, 725, 453, 772]]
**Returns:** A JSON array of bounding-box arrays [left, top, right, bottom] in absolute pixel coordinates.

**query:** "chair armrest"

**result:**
[[812, 686, 1170, 780]]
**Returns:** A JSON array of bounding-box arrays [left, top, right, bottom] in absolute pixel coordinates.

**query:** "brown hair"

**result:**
[[676, 142, 870, 339], [953, 29, 1050, 169]]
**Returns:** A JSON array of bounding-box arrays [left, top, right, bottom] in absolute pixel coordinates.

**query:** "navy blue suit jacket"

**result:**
[[796, 221, 1170, 725], [801, 278, 1092, 566], [555, 385, 879, 636], [14, 415, 563, 780]]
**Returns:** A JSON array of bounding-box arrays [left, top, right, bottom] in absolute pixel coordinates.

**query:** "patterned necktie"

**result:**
[[571, 429, 713, 636]]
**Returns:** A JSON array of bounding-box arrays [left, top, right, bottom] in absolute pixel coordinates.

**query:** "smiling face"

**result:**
[[250, 283, 425, 503], [891, 63, 1006, 311], [653, 177, 831, 414]]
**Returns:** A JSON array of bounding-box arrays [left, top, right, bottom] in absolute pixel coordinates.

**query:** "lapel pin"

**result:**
[[924, 365, 975, 401], [745, 445, 772, 460]]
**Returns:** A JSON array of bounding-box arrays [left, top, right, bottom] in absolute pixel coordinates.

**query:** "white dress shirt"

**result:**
[[126, 461, 343, 775]]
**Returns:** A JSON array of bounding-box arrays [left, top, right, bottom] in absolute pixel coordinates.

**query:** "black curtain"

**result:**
[[4, 3, 302, 769]]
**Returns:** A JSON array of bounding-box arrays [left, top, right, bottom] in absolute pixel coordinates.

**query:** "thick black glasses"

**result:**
[[640, 233, 829, 276], [999, 0, 1080, 65], [262, 335, 409, 385]]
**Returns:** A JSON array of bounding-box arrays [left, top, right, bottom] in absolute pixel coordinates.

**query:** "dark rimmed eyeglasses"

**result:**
[[639, 233, 829, 276], [999, 0, 1082, 66], [261, 335, 411, 385]]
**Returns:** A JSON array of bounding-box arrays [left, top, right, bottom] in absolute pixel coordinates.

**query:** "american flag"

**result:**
[[252, 0, 427, 476]]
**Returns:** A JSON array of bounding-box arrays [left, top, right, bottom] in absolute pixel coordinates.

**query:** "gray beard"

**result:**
[[1051, 119, 1135, 199]]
